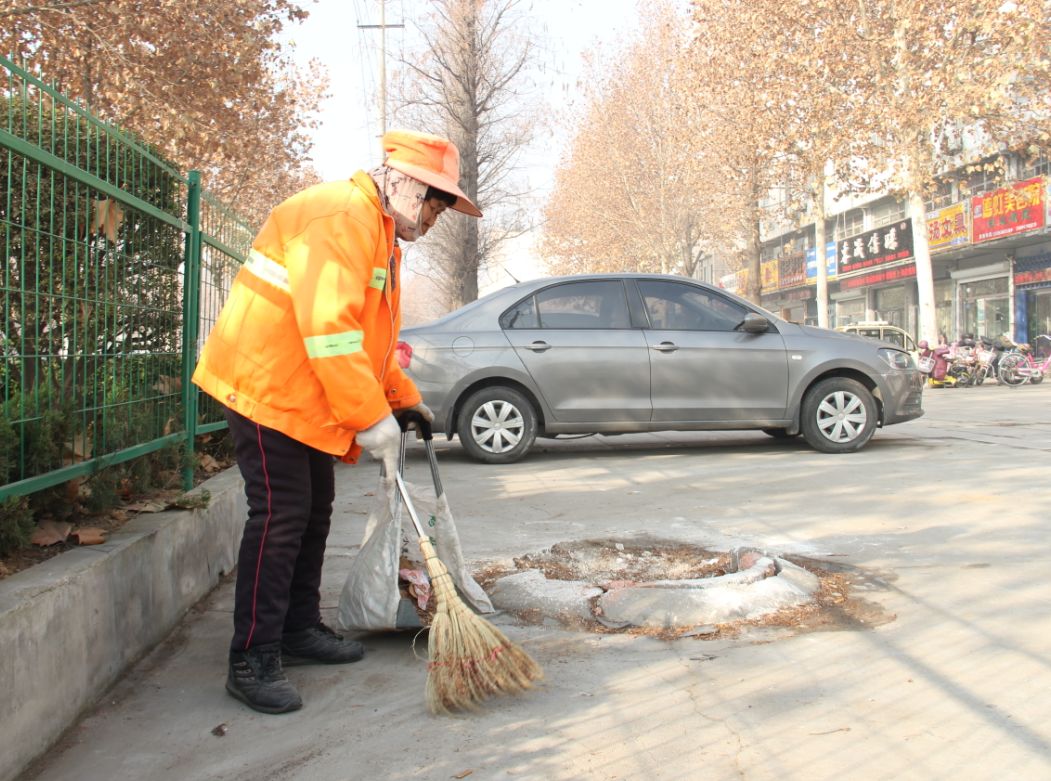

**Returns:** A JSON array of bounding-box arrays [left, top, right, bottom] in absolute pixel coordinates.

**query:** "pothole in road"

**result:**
[[475, 538, 894, 641]]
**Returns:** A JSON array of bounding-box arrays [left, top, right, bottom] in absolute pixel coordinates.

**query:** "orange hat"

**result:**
[[381, 130, 482, 218]]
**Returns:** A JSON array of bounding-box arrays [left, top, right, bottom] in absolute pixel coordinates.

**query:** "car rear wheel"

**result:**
[[457, 386, 538, 464], [800, 377, 877, 453]]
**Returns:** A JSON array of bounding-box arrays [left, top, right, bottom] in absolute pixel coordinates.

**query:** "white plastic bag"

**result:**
[[338, 475, 494, 631]]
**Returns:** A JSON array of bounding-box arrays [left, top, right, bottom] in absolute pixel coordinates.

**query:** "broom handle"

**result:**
[[394, 472, 429, 540], [389, 410, 441, 521]]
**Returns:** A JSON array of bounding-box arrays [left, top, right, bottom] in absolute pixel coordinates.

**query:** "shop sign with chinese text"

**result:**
[[838, 220, 914, 275], [971, 176, 1046, 243], [838, 262, 917, 290], [927, 203, 969, 251], [777, 250, 807, 288], [719, 267, 751, 295]]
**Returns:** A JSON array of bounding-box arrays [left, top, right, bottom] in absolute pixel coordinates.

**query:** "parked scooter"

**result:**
[[946, 336, 978, 387], [918, 340, 957, 388], [973, 335, 1007, 385]]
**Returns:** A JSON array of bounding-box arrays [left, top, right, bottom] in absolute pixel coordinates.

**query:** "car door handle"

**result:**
[[651, 341, 679, 352], [525, 340, 551, 352]]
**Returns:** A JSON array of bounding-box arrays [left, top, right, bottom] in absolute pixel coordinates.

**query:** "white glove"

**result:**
[[356, 414, 400, 475]]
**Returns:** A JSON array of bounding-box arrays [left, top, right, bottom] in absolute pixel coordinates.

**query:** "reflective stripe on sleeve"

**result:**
[[369, 267, 387, 290], [244, 249, 291, 293], [304, 330, 365, 359]]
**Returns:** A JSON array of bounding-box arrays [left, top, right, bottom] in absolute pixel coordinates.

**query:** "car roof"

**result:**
[[405, 272, 788, 331]]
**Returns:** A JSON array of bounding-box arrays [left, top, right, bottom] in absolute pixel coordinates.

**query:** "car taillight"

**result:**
[[395, 341, 413, 369]]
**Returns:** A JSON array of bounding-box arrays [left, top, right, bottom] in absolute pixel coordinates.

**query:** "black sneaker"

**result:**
[[281, 622, 365, 666], [226, 642, 302, 714]]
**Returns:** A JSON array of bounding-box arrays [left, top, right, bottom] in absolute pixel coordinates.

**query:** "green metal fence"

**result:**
[[0, 55, 248, 503]]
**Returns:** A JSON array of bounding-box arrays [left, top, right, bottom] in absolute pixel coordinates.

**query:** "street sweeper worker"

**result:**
[[191, 129, 482, 715]]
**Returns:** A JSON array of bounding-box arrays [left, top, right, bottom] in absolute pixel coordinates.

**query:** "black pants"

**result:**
[[224, 409, 336, 651]]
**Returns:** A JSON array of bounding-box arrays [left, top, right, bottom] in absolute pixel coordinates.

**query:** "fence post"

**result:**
[[181, 171, 203, 491]]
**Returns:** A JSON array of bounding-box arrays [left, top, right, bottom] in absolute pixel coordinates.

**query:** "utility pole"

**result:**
[[358, 0, 404, 144]]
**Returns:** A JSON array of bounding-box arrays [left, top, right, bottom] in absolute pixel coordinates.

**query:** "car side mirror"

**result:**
[[739, 312, 770, 334]]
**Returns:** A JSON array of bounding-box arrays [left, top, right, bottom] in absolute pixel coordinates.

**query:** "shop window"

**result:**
[[959, 277, 1009, 340], [874, 287, 905, 328], [1026, 290, 1051, 351], [934, 279, 953, 344], [870, 198, 906, 227], [1021, 153, 1050, 179], [924, 180, 956, 213], [834, 209, 865, 241], [961, 158, 1006, 196], [835, 297, 866, 326]]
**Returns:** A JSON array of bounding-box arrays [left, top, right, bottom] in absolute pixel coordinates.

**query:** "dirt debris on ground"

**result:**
[[475, 538, 895, 642]]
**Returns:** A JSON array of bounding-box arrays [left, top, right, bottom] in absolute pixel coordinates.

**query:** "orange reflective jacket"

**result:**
[[192, 171, 421, 462]]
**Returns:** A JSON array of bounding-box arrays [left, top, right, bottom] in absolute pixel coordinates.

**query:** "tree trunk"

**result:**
[[908, 189, 937, 343], [744, 161, 762, 303], [813, 167, 829, 328]]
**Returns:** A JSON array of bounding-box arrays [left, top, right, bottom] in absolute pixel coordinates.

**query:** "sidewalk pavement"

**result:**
[[6, 381, 1051, 781]]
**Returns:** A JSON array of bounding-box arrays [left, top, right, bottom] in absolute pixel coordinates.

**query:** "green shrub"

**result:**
[[0, 497, 35, 558]]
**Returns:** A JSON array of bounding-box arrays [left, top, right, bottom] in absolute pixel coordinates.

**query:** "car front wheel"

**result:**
[[800, 377, 878, 453], [457, 386, 538, 464]]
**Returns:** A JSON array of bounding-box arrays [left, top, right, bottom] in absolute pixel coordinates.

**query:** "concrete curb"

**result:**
[[0, 468, 245, 781]]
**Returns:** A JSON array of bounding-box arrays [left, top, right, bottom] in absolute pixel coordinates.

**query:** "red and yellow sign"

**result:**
[[927, 203, 969, 251], [760, 260, 778, 293], [971, 176, 1045, 243]]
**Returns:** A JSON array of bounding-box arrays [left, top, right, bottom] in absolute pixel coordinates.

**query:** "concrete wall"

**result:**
[[0, 468, 245, 781]]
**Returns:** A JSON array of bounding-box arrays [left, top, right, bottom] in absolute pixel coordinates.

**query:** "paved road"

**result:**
[[23, 381, 1051, 781]]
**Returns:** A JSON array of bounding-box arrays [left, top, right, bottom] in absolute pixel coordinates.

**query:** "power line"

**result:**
[[357, 0, 404, 147]]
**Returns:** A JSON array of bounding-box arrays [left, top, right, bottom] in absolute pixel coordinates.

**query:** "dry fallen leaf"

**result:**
[[211, 723, 228, 737], [198, 454, 220, 472], [30, 520, 73, 546], [89, 198, 124, 242], [71, 528, 107, 545], [452, 772, 474, 780]]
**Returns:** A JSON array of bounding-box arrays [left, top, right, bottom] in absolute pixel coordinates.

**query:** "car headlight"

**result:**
[[878, 348, 913, 370]]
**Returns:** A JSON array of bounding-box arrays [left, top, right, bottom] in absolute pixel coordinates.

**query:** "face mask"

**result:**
[[370, 166, 429, 242]]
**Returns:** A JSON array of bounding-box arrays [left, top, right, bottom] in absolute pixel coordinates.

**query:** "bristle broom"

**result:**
[[419, 536, 542, 714]]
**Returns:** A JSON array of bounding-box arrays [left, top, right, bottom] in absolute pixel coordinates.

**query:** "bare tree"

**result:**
[[394, 0, 539, 310], [0, 0, 327, 225], [542, 4, 712, 280]]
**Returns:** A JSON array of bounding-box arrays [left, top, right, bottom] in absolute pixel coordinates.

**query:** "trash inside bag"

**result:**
[[338, 475, 494, 631]]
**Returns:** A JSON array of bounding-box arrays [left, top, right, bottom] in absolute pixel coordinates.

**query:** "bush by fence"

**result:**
[[1, 56, 248, 556]]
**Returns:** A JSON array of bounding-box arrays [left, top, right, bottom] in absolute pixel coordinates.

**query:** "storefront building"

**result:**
[[746, 168, 1050, 346], [1014, 243, 1051, 351]]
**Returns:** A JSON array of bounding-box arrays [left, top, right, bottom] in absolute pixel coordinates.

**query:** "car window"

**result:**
[[519, 280, 630, 329], [881, 330, 905, 348], [638, 280, 747, 332], [500, 296, 539, 329]]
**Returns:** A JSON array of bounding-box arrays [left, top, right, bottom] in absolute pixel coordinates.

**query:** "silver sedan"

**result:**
[[398, 274, 924, 463]]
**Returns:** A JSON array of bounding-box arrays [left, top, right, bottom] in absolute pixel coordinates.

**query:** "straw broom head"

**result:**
[[419, 536, 542, 714]]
